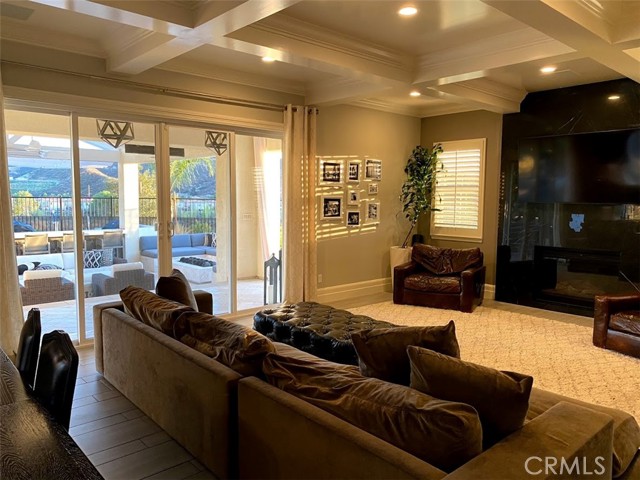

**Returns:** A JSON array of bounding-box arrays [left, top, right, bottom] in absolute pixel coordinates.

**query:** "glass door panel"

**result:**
[[78, 117, 158, 339], [6, 110, 80, 339], [235, 135, 283, 310], [168, 125, 229, 314]]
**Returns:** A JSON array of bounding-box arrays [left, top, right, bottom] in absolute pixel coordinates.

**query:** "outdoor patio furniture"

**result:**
[[61, 233, 78, 253], [91, 262, 154, 297], [98, 230, 125, 259], [20, 270, 75, 306], [23, 233, 50, 255]]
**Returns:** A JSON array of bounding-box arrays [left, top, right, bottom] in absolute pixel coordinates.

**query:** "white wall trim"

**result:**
[[484, 283, 496, 300], [317, 278, 496, 304], [317, 277, 390, 304]]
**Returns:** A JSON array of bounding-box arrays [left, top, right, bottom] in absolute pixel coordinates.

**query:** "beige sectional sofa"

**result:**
[[93, 295, 640, 480]]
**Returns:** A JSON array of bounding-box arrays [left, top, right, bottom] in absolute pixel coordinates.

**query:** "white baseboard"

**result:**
[[317, 277, 391, 304], [317, 278, 496, 304]]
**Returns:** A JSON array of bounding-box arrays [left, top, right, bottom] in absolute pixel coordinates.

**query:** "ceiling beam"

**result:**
[[483, 0, 640, 82]]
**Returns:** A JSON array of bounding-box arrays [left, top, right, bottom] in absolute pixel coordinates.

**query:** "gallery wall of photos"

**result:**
[[316, 156, 382, 237]]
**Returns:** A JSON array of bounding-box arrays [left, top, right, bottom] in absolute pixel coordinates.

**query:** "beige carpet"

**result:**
[[349, 301, 640, 421]]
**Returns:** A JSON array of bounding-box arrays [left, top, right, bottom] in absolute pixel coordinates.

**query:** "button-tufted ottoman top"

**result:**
[[254, 302, 395, 365]]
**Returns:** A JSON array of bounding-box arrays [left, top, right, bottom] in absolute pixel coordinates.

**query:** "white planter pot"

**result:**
[[390, 246, 412, 288]]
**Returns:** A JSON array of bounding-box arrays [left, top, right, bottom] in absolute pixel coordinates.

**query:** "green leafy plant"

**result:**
[[400, 144, 443, 248]]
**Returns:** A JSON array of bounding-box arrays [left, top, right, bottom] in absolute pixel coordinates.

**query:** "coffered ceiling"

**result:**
[[1, 0, 638, 117]]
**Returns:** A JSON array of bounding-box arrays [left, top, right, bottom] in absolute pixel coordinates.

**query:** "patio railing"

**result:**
[[12, 196, 216, 233]]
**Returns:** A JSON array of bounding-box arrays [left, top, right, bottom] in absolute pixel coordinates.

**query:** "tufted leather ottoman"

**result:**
[[254, 302, 396, 365]]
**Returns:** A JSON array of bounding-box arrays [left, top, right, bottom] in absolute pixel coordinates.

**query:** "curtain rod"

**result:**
[[1, 60, 286, 112]]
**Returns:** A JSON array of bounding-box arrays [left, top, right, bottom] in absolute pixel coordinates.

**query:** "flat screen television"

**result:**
[[518, 129, 640, 204]]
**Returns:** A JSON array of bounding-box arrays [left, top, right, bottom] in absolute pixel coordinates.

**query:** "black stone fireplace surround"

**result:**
[[496, 79, 640, 317]]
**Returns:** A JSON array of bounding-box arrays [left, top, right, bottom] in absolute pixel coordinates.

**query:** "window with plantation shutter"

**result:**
[[430, 138, 486, 241]]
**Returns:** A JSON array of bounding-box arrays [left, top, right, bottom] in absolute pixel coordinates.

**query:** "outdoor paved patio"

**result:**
[[25, 278, 267, 343]]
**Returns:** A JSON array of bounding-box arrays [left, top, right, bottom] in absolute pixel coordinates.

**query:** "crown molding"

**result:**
[[102, 28, 167, 56], [417, 103, 479, 118], [0, 19, 106, 58], [349, 98, 422, 118], [157, 57, 307, 96]]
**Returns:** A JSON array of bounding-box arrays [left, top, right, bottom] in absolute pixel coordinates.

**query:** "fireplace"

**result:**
[[532, 246, 634, 315]]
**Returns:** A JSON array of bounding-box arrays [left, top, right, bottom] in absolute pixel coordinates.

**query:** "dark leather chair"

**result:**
[[33, 330, 79, 430], [16, 307, 41, 391], [394, 244, 486, 313], [593, 294, 640, 359]]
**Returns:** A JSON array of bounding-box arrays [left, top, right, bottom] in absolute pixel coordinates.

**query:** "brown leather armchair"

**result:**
[[394, 244, 486, 313], [593, 294, 640, 358]]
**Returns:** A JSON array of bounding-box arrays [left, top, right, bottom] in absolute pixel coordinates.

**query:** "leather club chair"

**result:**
[[593, 293, 640, 359], [16, 307, 41, 391], [394, 244, 486, 313]]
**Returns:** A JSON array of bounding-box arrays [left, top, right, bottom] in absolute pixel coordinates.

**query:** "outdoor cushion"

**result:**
[[141, 249, 159, 258], [171, 234, 192, 248], [139, 235, 158, 251], [203, 247, 217, 256], [23, 269, 63, 280], [171, 247, 206, 257], [408, 346, 533, 448], [190, 233, 206, 247]]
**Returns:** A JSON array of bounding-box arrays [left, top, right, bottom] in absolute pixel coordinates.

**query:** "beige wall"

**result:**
[[419, 111, 503, 285], [316, 105, 421, 288]]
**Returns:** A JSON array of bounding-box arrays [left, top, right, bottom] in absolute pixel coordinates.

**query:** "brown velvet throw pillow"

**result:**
[[120, 286, 194, 336], [175, 311, 275, 377], [351, 320, 460, 385], [156, 269, 198, 311], [263, 351, 482, 473], [408, 346, 533, 448]]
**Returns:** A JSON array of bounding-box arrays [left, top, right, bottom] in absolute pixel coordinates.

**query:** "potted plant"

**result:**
[[400, 144, 443, 247], [390, 145, 443, 284]]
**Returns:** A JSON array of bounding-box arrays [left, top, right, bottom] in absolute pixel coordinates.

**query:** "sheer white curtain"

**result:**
[[283, 105, 317, 302], [253, 137, 280, 261], [0, 73, 24, 355]]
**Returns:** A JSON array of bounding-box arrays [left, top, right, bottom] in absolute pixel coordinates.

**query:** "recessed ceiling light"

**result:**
[[399, 6, 418, 16], [409, 91, 421, 97], [608, 94, 621, 101], [262, 56, 275, 63], [540, 66, 557, 74]]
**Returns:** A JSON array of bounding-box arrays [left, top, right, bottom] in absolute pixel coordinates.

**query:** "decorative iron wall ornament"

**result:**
[[205, 131, 228, 155], [96, 119, 134, 148]]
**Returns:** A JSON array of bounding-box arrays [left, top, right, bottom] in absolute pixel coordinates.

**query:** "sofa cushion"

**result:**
[[141, 249, 159, 259], [83, 250, 103, 269], [23, 269, 63, 281], [17, 261, 41, 275], [156, 269, 198, 311], [111, 261, 145, 275], [351, 320, 460, 385], [172, 234, 192, 248], [34, 263, 62, 270], [174, 311, 275, 377], [139, 235, 158, 251], [408, 346, 533, 448], [190, 233, 206, 247], [610, 311, 640, 336], [203, 247, 217, 256], [404, 273, 461, 294], [263, 351, 482, 473], [172, 247, 206, 257], [412, 244, 482, 275], [528, 387, 640, 478], [120, 286, 194, 335]]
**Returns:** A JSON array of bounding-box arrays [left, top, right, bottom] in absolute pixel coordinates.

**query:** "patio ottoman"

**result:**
[[253, 302, 395, 365]]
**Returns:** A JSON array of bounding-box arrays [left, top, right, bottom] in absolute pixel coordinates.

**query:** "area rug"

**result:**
[[349, 301, 640, 421]]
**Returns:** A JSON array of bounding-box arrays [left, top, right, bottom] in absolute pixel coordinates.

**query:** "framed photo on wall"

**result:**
[[347, 189, 360, 206], [322, 195, 343, 220], [364, 159, 382, 180], [347, 160, 361, 182], [366, 201, 380, 222], [368, 183, 378, 195], [319, 159, 343, 184], [347, 210, 360, 227]]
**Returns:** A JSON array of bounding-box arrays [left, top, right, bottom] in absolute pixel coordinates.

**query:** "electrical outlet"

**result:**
[[318, 274, 323, 283]]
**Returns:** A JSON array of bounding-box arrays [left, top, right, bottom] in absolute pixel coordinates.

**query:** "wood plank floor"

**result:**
[[72, 347, 216, 480]]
